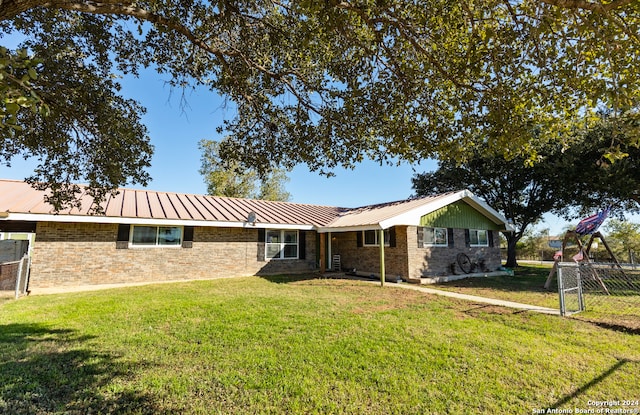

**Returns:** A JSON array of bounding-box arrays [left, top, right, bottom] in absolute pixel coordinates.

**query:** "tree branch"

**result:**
[[537, 0, 634, 13], [335, 2, 483, 93]]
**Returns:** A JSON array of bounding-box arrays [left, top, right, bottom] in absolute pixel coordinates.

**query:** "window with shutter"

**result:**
[[265, 229, 299, 260], [422, 227, 448, 247]]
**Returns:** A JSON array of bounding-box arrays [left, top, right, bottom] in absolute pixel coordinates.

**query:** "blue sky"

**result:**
[[0, 64, 579, 235], [0, 66, 435, 208]]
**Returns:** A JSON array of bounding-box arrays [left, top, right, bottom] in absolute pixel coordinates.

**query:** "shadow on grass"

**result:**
[[574, 318, 640, 335], [0, 323, 171, 414], [258, 273, 321, 284], [549, 358, 634, 409]]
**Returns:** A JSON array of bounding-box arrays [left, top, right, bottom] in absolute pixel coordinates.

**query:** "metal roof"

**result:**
[[324, 193, 456, 229], [0, 179, 511, 231], [0, 179, 341, 227], [319, 190, 512, 231]]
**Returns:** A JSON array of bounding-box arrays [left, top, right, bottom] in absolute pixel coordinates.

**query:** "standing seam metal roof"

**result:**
[[0, 179, 507, 230], [0, 179, 342, 226]]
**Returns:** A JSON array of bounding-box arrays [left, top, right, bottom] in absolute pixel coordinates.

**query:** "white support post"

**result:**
[[328, 232, 332, 270], [379, 229, 385, 287]]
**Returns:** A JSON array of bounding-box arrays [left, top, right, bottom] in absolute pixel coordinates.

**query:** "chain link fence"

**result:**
[[0, 254, 31, 299], [557, 262, 640, 329]]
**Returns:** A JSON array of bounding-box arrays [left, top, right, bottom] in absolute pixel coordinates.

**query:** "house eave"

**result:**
[[319, 191, 512, 233], [0, 212, 316, 231], [317, 224, 384, 233], [381, 190, 511, 230]]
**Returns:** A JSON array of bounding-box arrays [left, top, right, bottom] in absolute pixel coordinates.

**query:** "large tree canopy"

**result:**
[[551, 114, 640, 217], [1, 1, 639, 207]]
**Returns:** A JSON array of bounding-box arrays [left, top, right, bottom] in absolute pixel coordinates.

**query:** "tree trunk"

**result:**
[[505, 235, 519, 268]]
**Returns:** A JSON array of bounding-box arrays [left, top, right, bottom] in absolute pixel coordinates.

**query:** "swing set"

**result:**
[[544, 206, 627, 294]]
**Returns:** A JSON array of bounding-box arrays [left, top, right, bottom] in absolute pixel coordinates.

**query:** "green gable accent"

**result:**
[[420, 201, 502, 230]]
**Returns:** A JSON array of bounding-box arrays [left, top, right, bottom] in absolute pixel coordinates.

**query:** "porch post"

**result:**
[[379, 229, 385, 287], [327, 232, 332, 270], [319, 233, 326, 273]]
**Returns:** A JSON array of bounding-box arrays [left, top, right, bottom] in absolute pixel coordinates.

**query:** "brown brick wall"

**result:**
[[331, 227, 408, 278], [30, 222, 318, 288], [331, 226, 503, 280], [407, 227, 502, 278]]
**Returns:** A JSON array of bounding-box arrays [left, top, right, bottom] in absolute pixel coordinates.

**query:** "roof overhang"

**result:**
[[317, 225, 384, 233], [0, 189, 514, 234], [0, 212, 315, 231], [317, 190, 514, 233]]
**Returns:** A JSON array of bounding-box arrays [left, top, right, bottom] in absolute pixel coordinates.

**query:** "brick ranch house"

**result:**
[[0, 179, 512, 291]]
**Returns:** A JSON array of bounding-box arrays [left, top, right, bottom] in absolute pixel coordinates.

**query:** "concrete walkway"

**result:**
[[373, 281, 560, 315]]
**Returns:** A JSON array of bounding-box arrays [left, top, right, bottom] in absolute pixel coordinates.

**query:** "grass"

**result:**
[[433, 263, 560, 309], [0, 292, 14, 306], [434, 264, 640, 330], [1, 275, 639, 414]]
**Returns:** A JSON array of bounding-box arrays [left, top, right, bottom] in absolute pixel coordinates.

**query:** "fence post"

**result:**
[[15, 255, 24, 299], [577, 270, 584, 312], [557, 265, 565, 316]]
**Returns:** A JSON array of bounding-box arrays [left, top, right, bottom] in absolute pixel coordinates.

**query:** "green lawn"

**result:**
[[434, 264, 640, 330], [433, 263, 560, 309], [1, 276, 639, 414]]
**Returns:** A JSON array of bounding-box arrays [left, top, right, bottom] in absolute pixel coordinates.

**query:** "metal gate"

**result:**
[[0, 254, 30, 299], [557, 263, 584, 316]]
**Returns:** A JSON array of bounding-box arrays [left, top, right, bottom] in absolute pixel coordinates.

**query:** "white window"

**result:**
[[469, 229, 489, 247], [130, 225, 182, 247], [266, 229, 298, 259], [363, 229, 390, 246], [424, 227, 448, 247]]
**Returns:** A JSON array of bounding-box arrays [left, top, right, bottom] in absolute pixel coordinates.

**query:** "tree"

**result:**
[[517, 228, 556, 261], [1, 1, 639, 208], [198, 139, 290, 201], [551, 115, 640, 218], [0, 47, 48, 137], [256, 168, 291, 202], [412, 143, 562, 267], [602, 219, 640, 264], [1, 12, 153, 211]]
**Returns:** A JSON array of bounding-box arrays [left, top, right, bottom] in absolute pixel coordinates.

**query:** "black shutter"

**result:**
[[116, 224, 130, 249], [417, 227, 424, 248], [257, 229, 266, 261], [448, 228, 455, 248], [356, 231, 363, 247], [182, 226, 194, 248], [388, 227, 396, 248], [464, 229, 471, 247], [488, 230, 494, 247], [299, 230, 306, 259]]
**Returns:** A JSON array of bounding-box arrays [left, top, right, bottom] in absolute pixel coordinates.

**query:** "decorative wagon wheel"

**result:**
[[456, 253, 473, 274]]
